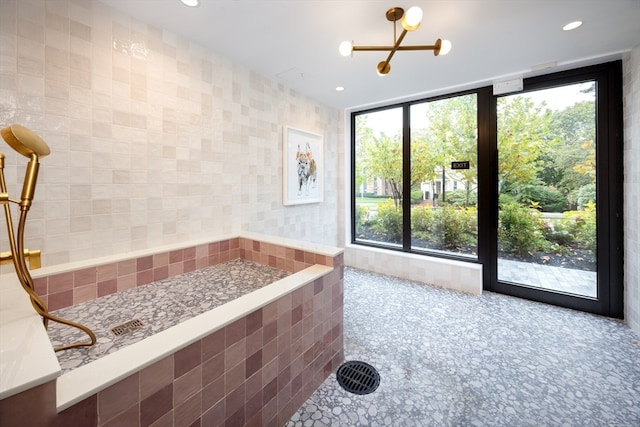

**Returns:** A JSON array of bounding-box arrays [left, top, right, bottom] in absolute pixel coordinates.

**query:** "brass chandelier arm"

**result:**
[[378, 27, 409, 75], [352, 43, 440, 52]]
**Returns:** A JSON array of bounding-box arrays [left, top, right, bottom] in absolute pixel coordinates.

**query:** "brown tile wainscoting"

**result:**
[[0, 237, 344, 427], [32, 237, 335, 311]]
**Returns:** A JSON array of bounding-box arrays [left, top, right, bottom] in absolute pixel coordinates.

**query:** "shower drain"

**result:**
[[336, 361, 380, 395], [110, 319, 144, 336]]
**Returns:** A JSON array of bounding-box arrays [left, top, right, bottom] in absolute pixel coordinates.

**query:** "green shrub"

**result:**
[[463, 206, 479, 243], [410, 189, 425, 204], [518, 185, 568, 212], [411, 205, 477, 250], [411, 205, 434, 236], [498, 202, 548, 256], [354, 205, 369, 233], [545, 228, 575, 246], [431, 205, 474, 249], [576, 184, 596, 209], [443, 189, 478, 207], [370, 198, 403, 242], [499, 192, 517, 206], [562, 201, 596, 252]]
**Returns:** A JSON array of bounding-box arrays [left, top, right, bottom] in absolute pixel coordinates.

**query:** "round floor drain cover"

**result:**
[[336, 361, 380, 395]]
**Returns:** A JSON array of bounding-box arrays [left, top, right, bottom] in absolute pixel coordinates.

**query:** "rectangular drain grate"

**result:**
[[111, 319, 144, 336]]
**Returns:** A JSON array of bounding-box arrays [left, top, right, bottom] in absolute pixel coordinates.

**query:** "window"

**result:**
[[350, 61, 623, 318], [353, 107, 403, 248], [352, 93, 478, 260], [410, 94, 478, 258]]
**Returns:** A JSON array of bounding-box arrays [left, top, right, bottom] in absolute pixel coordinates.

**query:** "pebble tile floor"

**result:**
[[47, 259, 290, 373], [286, 267, 640, 427]]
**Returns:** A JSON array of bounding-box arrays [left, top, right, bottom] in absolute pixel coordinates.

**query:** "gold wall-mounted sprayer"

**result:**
[[0, 248, 41, 269], [1, 124, 96, 352]]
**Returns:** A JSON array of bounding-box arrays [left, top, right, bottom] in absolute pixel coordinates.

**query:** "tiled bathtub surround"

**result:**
[[31, 236, 332, 310], [48, 259, 291, 373], [57, 267, 343, 427], [0, 235, 345, 426]]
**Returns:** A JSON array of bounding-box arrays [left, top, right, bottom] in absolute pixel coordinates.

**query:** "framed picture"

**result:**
[[283, 126, 323, 205]]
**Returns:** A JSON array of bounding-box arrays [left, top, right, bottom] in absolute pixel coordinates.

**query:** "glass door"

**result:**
[[496, 82, 598, 298]]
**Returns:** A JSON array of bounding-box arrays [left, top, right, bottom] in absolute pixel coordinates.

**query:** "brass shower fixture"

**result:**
[[0, 248, 41, 268], [1, 124, 96, 352]]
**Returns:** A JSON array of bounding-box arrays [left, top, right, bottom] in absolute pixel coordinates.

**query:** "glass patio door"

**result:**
[[496, 82, 598, 298]]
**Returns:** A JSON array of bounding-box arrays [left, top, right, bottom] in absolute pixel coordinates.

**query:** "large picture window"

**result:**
[[350, 61, 623, 318], [352, 92, 478, 260], [410, 94, 478, 258], [353, 107, 404, 248]]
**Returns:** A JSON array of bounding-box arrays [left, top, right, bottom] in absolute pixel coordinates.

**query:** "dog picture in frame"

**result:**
[[283, 126, 323, 205]]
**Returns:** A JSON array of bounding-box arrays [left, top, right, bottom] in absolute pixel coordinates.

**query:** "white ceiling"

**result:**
[[99, 0, 640, 110]]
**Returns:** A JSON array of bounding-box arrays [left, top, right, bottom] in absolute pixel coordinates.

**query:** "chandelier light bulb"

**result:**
[[439, 39, 452, 56], [402, 6, 423, 31], [339, 41, 354, 57], [562, 21, 582, 31], [180, 0, 199, 7]]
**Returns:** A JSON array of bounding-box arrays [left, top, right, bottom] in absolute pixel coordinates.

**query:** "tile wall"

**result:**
[[0, 0, 343, 274], [623, 44, 640, 336], [344, 244, 482, 294]]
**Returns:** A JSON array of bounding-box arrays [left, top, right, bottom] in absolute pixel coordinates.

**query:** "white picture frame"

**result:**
[[283, 126, 323, 205]]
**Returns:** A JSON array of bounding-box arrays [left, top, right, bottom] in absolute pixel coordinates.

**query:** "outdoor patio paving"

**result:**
[[498, 258, 597, 297]]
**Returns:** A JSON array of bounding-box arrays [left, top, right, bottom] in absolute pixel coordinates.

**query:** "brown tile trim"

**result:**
[[34, 236, 342, 318]]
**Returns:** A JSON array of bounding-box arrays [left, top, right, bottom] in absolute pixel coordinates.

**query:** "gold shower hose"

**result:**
[[1, 124, 96, 352]]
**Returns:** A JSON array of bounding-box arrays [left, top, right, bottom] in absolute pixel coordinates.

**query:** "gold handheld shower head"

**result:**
[[1, 124, 51, 158], [1, 124, 50, 212]]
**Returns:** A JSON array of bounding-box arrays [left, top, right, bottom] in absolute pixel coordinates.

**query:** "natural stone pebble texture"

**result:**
[[47, 259, 289, 373], [287, 267, 640, 426]]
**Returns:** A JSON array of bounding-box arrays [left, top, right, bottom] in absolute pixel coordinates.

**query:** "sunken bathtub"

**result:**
[[0, 232, 344, 426]]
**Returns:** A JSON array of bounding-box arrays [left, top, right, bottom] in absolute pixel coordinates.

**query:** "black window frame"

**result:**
[[350, 61, 623, 318]]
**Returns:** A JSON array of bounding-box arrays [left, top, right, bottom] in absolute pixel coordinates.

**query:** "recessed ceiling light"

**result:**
[[336, 86, 345, 92], [563, 21, 582, 31], [180, 0, 199, 7]]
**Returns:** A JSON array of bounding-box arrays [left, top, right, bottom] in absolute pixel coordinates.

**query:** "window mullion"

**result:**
[[402, 105, 412, 251]]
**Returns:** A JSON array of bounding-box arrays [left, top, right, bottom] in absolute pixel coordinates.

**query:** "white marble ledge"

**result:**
[[0, 275, 61, 400], [56, 263, 333, 412]]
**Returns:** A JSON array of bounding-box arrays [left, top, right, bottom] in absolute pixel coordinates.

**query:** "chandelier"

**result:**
[[339, 6, 452, 75]]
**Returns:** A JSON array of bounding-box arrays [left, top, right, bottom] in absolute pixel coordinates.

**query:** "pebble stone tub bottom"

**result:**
[[47, 259, 290, 374]]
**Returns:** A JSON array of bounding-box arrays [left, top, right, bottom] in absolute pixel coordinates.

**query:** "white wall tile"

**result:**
[[623, 45, 640, 335], [0, 0, 341, 273]]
